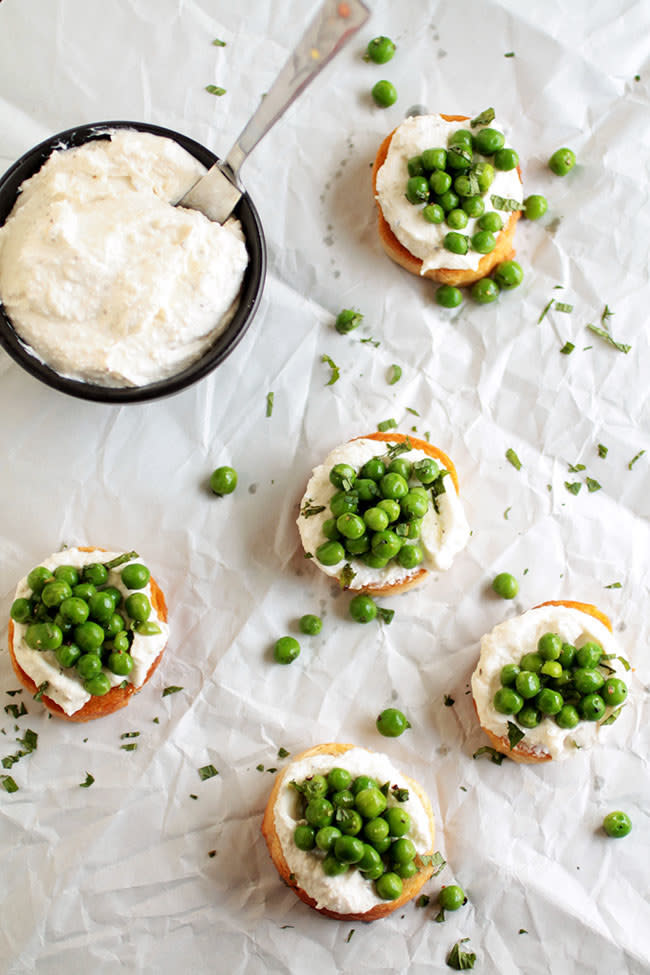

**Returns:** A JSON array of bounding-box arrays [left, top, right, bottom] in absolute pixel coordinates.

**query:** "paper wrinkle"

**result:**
[[0, 0, 649, 972]]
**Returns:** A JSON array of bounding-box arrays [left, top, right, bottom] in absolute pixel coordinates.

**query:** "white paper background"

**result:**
[[0, 1, 649, 972]]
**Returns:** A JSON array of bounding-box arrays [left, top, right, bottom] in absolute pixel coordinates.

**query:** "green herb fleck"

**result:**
[[1, 775, 18, 793], [4, 702, 27, 719], [205, 84, 226, 96], [33, 682, 49, 702], [605, 582, 622, 589], [447, 937, 477, 970], [628, 449, 645, 470], [554, 302, 573, 313], [321, 354, 340, 385], [490, 194, 521, 212], [5, 691, 22, 697], [266, 767, 277, 774], [568, 463, 586, 472], [198, 764, 219, 781], [378, 418, 397, 432], [435, 908, 446, 923], [564, 481, 582, 495], [346, 929, 355, 943], [473, 746, 505, 765], [506, 448, 522, 470], [212, 37, 226, 46], [153, 717, 160, 724], [278, 747, 290, 759], [587, 308, 630, 353], [17, 729, 37, 753], [257, 764, 265, 772], [388, 364, 402, 386], [598, 444, 608, 458], [504, 51, 515, 57], [419, 850, 446, 876], [406, 407, 420, 416], [386, 438, 413, 460], [121, 743, 137, 752], [391, 785, 409, 802], [600, 705, 625, 726], [266, 391, 274, 417], [377, 607, 395, 624], [103, 551, 138, 570], [538, 298, 554, 323], [79, 772, 94, 788], [470, 107, 495, 128], [208, 849, 216, 858], [586, 477, 601, 493], [416, 894, 431, 908], [339, 563, 357, 590], [444, 694, 455, 707], [519, 929, 528, 935], [560, 341, 575, 354], [300, 499, 326, 518], [162, 686, 183, 697], [507, 721, 525, 750], [360, 336, 380, 348]]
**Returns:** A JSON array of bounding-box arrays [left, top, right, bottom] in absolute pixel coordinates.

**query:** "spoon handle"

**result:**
[[224, 0, 370, 179]]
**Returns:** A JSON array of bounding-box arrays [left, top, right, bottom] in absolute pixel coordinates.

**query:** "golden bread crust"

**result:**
[[261, 742, 436, 922], [372, 115, 521, 286], [7, 546, 168, 722], [474, 600, 612, 763]]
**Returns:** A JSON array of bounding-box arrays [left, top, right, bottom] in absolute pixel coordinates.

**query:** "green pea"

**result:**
[[305, 797, 334, 829], [294, 824, 316, 851], [327, 767, 351, 792], [421, 148, 446, 171], [462, 195, 485, 218], [72, 582, 96, 601], [471, 278, 500, 304], [390, 837, 416, 865], [379, 473, 409, 500], [27, 566, 55, 594], [299, 614, 322, 636], [24, 621, 62, 652], [538, 632, 562, 660], [358, 844, 383, 873], [371, 530, 402, 561], [41, 581, 72, 609], [125, 593, 151, 623], [364, 507, 390, 532], [494, 147, 519, 171], [473, 161, 495, 191], [601, 678, 627, 707], [331, 789, 355, 809], [352, 774, 379, 795], [101, 586, 122, 608], [435, 285, 463, 308], [519, 652, 543, 673], [84, 673, 111, 697], [517, 705, 541, 728], [58, 597, 88, 626], [363, 816, 390, 845], [53, 613, 72, 635], [349, 594, 377, 623], [540, 660, 563, 679], [330, 490, 359, 517], [121, 563, 151, 590], [471, 230, 496, 254], [322, 855, 348, 877], [446, 145, 472, 171], [394, 860, 417, 879], [422, 203, 445, 224], [407, 155, 424, 177], [573, 668, 605, 695], [360, 456, 385, 481], [376, 707, 410, 737], [559, 643, 576, 668], [336, 513, 366, 540], [361, 551, 390, 570], [444, 232, 469, 255], [112, 630, 130, 653], [316, 540, 345, 566], [429, 170, 452, 196], [493, 687, 524, 714], [335, 308, 363, 334], [406, 175, 430, 204], [500, 664, 521, 686], [453, 174, 477, 198], [55, 643, 82, 669], [336, 808, 363, 836], [210, 465, 238, 496], [302, 774, 328, 800], [107, 650, 134, 676], [555, 705, 580, 729], [83, 563, 108, 587], [274, 636, 300, 664], [74, 621, 105, 653], [321, 518, 341, 542], [478, 211, 503, 233], [494, 260, 523, 290], [575, 641, 602, 668], [377, 499, 401, 522], [329, 463, 357, 490], [104, 613, 126, 639], [515, 671, 541, 700], [448, 128, 473, 149], [366, 35, 396, 64], [355, 787, 387, 819], [315, 825, 341, 852], [536, 688, 564, 715], [413, 458, 440, 484], [53, 565, 80, 588], [334, 835, 365, 864], [10, 598, 32, 623], [492, 572, 518, 599], [88, 591, 116, 624], [439, 885, 467, 910], [375, 872, 403, 900], [76, 653, 103, 680], [474, 127, 505, 155], [524, 194, 548, 220], [407, 518, 423, 540], [548, 147, 576, 176], [400, 491, 428, 521], [396, 544, 423, 570], [345, 535, 370, 556], [578, 693, 605, 721], [436, 189, 460, 213], [446, 208, 469, 230], [602, 811, 632, 838]]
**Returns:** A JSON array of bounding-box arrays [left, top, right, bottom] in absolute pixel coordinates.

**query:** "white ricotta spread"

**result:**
[[297, 438, 470, 589], [375, 114, 523, 273], [0, 130, 249, 386], [471, 605, 628, 760], [11, 547, 169, 716], [273, 747, 434, 915]]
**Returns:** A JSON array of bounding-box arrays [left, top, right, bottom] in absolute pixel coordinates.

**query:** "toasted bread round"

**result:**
[[8, 546, 168, 722], [473, 601, 612, 763], [261, 742, 436, 921], [372, 114, 521, 286]]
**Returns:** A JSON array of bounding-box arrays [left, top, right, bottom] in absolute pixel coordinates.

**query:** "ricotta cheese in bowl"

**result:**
[[0, 122, 266, 401]]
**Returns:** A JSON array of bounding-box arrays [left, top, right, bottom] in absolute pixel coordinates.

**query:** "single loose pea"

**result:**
[[121, 563, 151, 590], [352, 774, 379, 795], [336, 513, 366, 540], [478, 211, 503, 233], [515, 671, 541, 700], [25, 621, 63, 652], [407, 155, 424, 177], [334, 835, 365, 864], [210, 465, 237, 496], [59, 597, 89, 626], [372, 80, 397, 108], [429, 170, 452, 195], [492, 572, 518, 599], [329, 463, 356, 490], [355, 477, 380, 503], [88, 590, 116, 624], [335, 308, 363, 334], [41, 581, 72, 608], [375, 872, 403, 901], [371, 530, 402, 561], [473, 161, 495, 192], [377, 499, 400, 522], [384, 806, 411, 837], [524, 194, 548, 220], [493, 687, 524, 715], [349, 593, 377, 623], [422, 148, 446, 171], [446, 145, 472, 171], [274, 636, 300, 664], [27, 566, 55, 594], [345, 535, 370, 556], [474, 127, 505, 155], [304, 797, 334, 828], [363, 816, 389, 844], [494, 147, 519, 171], [83, 563, 108, 587], [400, 491, 428, 521], [471, 278, 500, 304], [336, 808, 363, 836], [330, 490, 359, 517], [74, 621, 105, 653], [471, 230, 496, 254], [538, 632, 562, 660], [435, 284, 463, 308], [327, 767, 351, 792], [322, 855, 348, 876], [548, 147, 576, 176], [494, 260, 523, 290], [53, 565, 80, 588], [331, 789, 355, 810], [406, 175, 430, 205], [84, 673, 111, 697], [302, 774, 328, 800], [55, 642, 82, 669], [396, 544, 423, 570], [448, 128, 473, 150], [537, 688, 564, 716], [125, 592, 151, 623], [446, 208, 469, 230], [299, 614, 322, 636], [540, 660, 563, 679], [517, 705, 541, 728], [364, 506, 390, 532], [376, 707, 410, 737], [321, 518, 341, 541], [390, 837, 416, 865], [358, 844, 383, 873], [439, 885, 467, 911], [315, 825, 342, 852], [380, 472, 409, 500], [602, 811, 632, 838], [76, 653, 103, 680], [573, 668, 605, 695], [355, 787, 387, 819], [462, 195, 485, 218], [360, 456, 385, 481], [423, 203, 445, 224], [294, 824, 316, 851], [520, 652, 543, 673], [443, 232, 469, 255], [316, 540, 345, 566], [500, 664, 521, 686], [601, 678, 628, 707], [366, 35, 396, 64], [107, 650, 134, 676], [576, 641, 603, 668], [559, 643, 576, 668]]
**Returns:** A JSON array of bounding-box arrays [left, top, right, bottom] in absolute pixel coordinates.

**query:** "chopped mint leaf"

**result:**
[[162, 686, 183, 697], [278, 747, 290, 759], [507, 721, 525, 750], [586, 322, 631, 354], [103, 551, 138, 570], [598, 444, 608, 458], [4, 702, 26, 719], [391, 785, 409, 802], [605, 582, 622, 589], [473, 746, 505, 765], [519, 929, 528, 935], [564, 481, 582, 495], [568, 463, 586, 472], [388, 364, 402, 385], [378, 418, 397, 432], [120, 743, 137, 752], [586, 477, 601, 492], [212, 37, 226, 46], [560, 341, 575, 354], [418, 851, 446, 875], [198, 764, 219, 781], [339, 563, 357, 589], [346, 929, 355, 943], [377, 607, 395, 624], [554, 302, 573, 313], [504, 50, 515, 56], [321, 354, 340, 385], [33, 682, 49, 702], [257, 764, 265, 772], [600, 705, 625, 726], [628, 449, 645, 470], [386, 438, 413, 459], [406, 407, 420, 416], [435, 908, 446, 923], [416, 894, 431, 908], [506, 448, 522, 470], [1, 775, 18, 793], [538, 299, 554, 323], [359, 336, 380, 347], [205, 85, 226, 96], [120, 731, 140, 739], [266, 391, 274, 417], [470, 107, 495, 128], [490, 194, 522, 212], [444, 695, 455, 707], [300, 499, 326, 518], [503, 506, 511, 520], [447, 938, 477, 970], [80, 772, 95, 788]]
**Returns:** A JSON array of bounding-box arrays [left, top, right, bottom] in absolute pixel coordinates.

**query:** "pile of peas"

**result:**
[[494, 632, 628, 731], [10, 555, 160, 698], [315, 449, 447, 573], [292, 767, 421, 902]]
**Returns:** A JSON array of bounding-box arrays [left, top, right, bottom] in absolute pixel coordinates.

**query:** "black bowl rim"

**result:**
[[0, 120, 267, 404]]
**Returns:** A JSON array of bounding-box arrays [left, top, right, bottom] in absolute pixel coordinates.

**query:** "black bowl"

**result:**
[[0, 120, 266, 403]]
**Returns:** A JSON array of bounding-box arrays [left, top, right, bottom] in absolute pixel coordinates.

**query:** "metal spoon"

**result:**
[[178, 0, 370, 223]]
